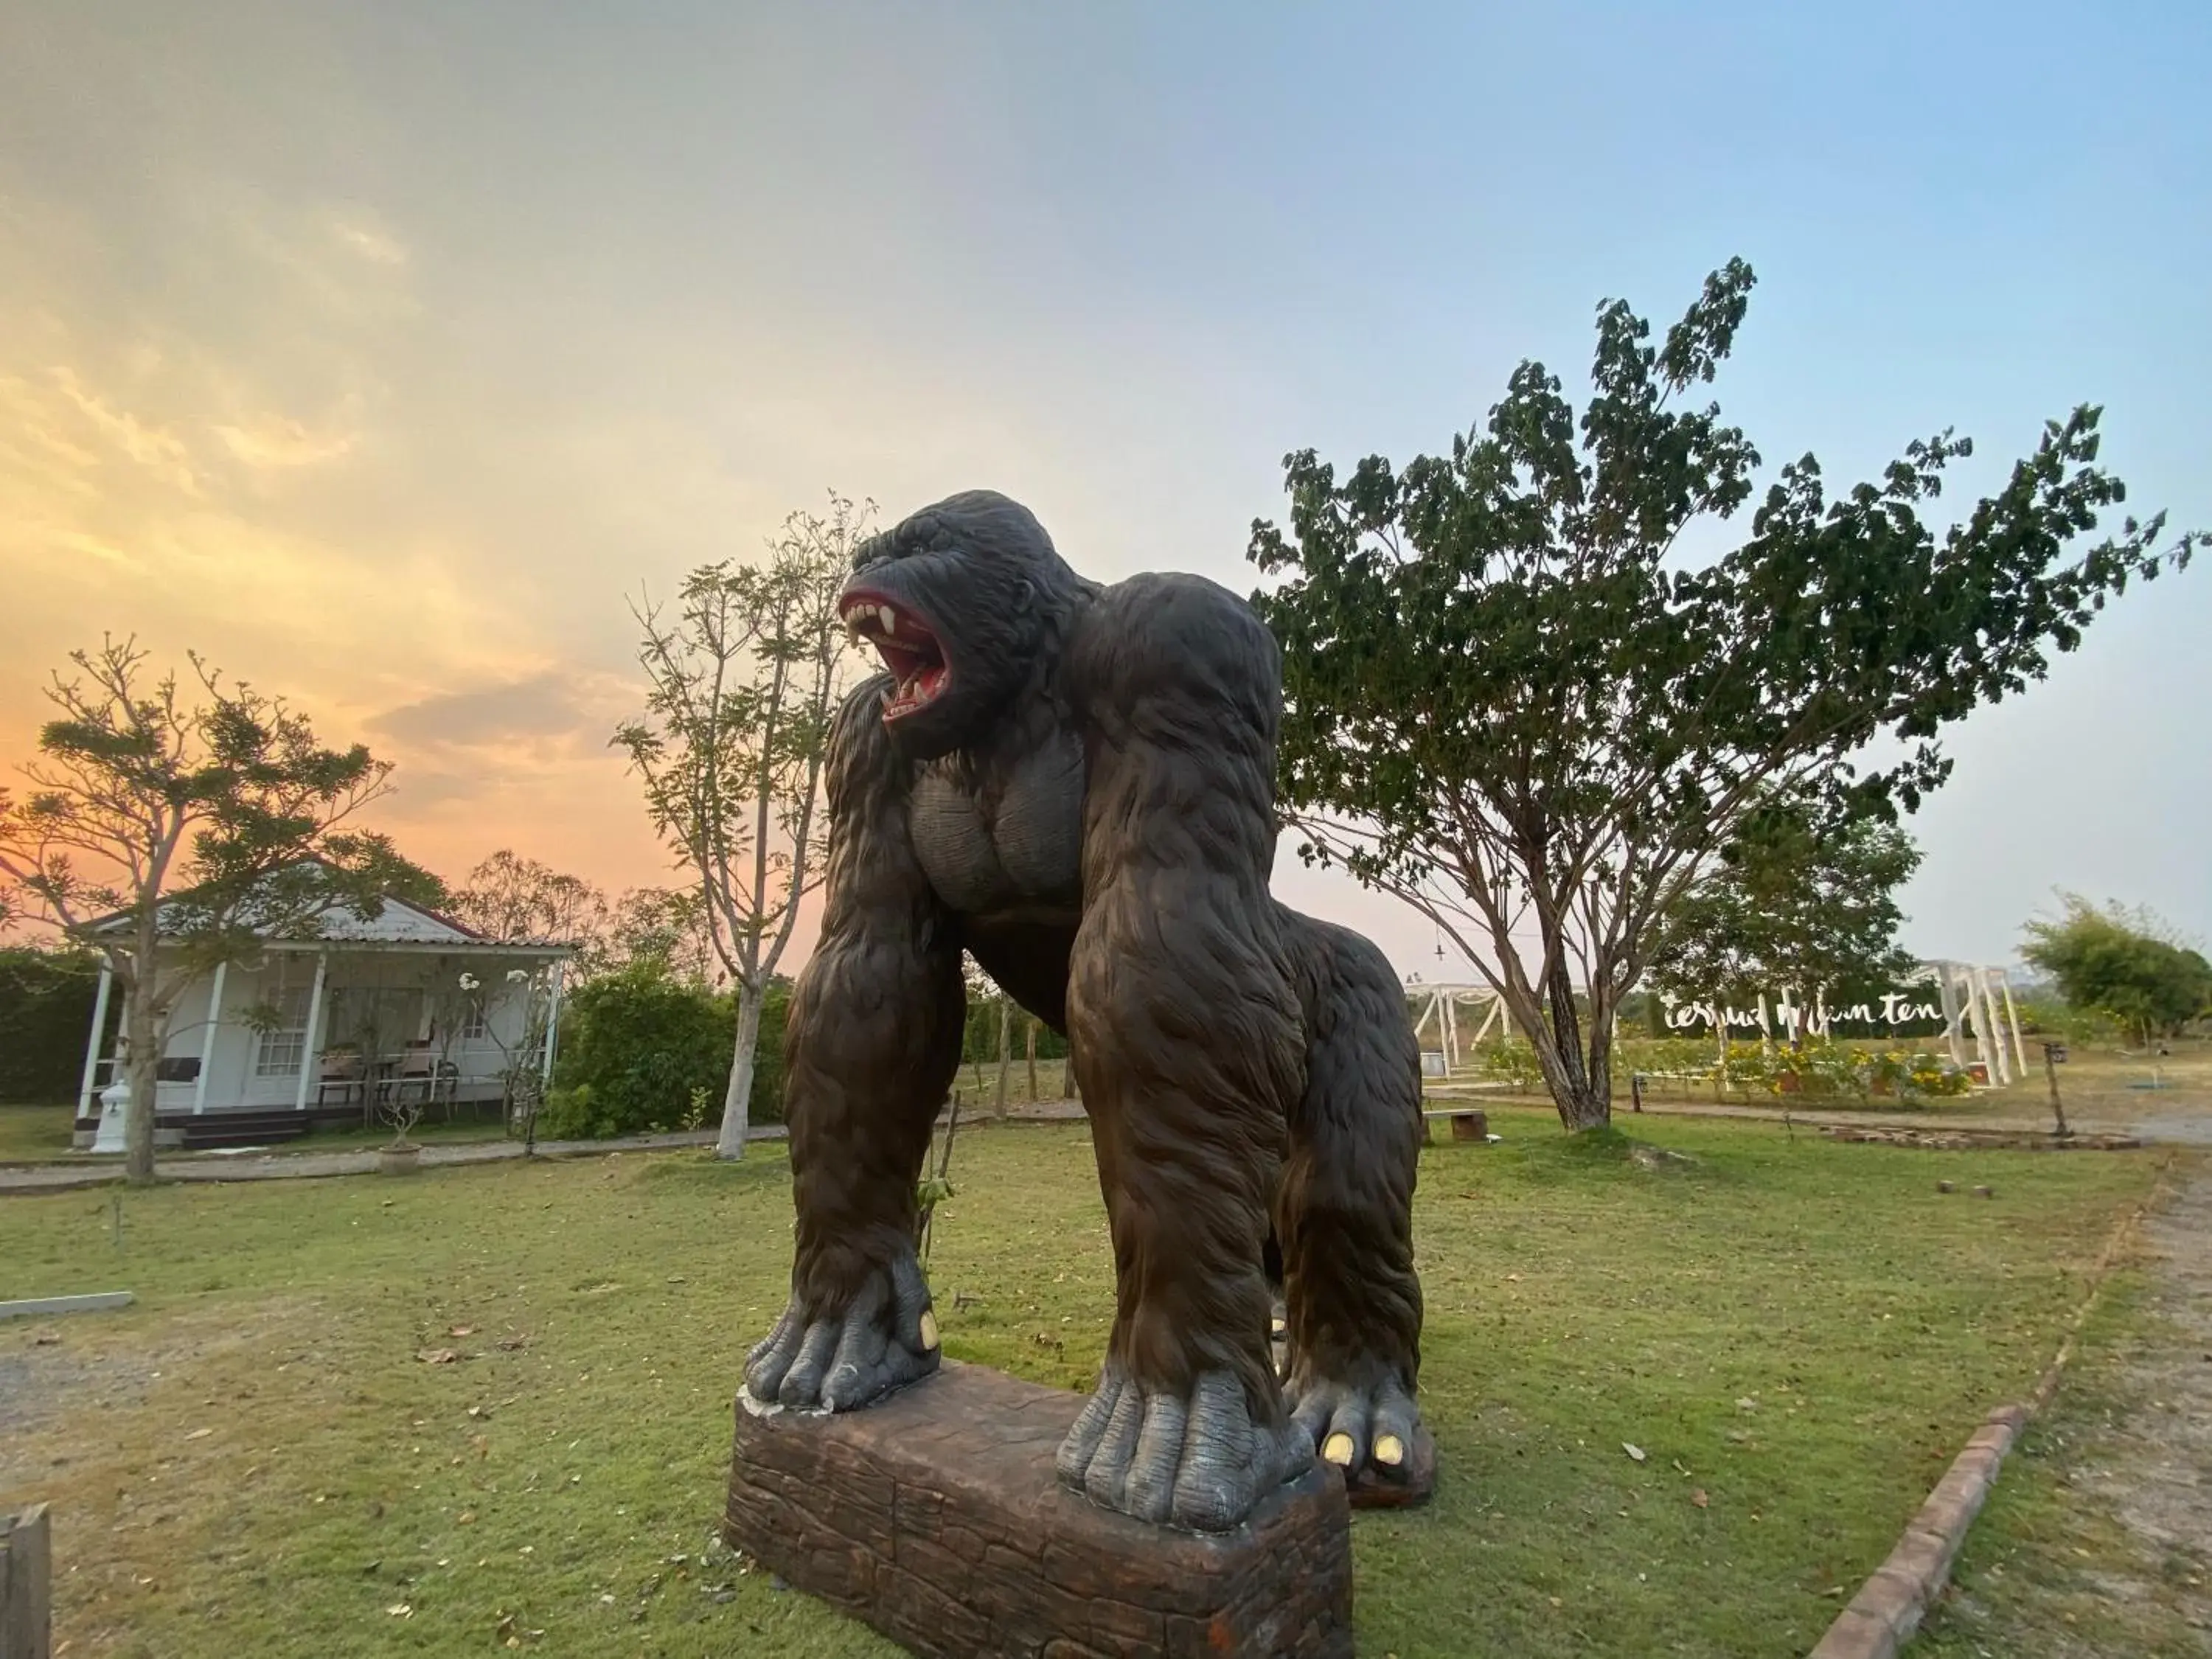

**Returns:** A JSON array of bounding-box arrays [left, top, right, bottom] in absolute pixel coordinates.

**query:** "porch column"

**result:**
[[292, 951, 330, 1112], [539, 959, 566, 1089], [192, 959, 227, 1114], [77, 959, 114, 1115]]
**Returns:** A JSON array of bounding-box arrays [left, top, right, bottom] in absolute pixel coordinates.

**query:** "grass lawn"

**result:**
[[0, 1109, 2163, 1656], [0, 1102, 76, 1161]]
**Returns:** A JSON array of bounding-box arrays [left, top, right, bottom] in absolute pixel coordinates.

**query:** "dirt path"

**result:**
[[1916, 1159, 2212, 1655]]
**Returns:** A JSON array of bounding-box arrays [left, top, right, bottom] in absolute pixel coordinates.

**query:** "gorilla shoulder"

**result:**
[[1067, 573, 1283, 741]]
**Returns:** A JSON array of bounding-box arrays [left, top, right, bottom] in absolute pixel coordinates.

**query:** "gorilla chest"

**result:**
[[908, 733, 1085, 921]]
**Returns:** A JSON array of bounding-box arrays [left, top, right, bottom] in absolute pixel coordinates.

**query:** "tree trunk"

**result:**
[[992, 998, 1012, 1121], [122, 974, 161, 1186], [1025, 1020, 1038, 1103], [717, 978, 766, 1161], [1544, 953, 1609, 1133]]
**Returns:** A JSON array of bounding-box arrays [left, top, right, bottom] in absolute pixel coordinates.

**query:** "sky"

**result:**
[[2, 1, 2207, 981]]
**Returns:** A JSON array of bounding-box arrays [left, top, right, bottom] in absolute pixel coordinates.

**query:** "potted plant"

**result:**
[[379, 1093, 425, 1175]]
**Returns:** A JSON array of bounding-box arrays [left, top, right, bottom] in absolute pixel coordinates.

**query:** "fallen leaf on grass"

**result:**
[[184, 1427, 212, 1441], [495, 1334, 531, 1351], [386, 1604, 411, 1618], [417, 1348, 459, 1365], [450, 1324, 477, 1338], [1691, 1489, 1709, 1508], [1623, 1443, 1646, 1463]]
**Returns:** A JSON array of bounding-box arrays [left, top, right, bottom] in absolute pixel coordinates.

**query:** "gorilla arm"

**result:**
[[744, 678, 967, 1412]]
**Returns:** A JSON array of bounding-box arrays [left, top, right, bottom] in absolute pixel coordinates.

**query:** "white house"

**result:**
[[75, 883, 573, 1150]]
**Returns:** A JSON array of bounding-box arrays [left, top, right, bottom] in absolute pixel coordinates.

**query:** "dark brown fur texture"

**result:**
[[745, 491, 1426, 1531]]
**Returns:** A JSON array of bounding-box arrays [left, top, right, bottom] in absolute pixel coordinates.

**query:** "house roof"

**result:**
[[85, 861, 572, 955]]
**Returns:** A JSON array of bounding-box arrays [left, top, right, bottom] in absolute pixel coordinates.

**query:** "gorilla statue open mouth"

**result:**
[[839, 590, 950, 721], [751, 489, 1433, 1534]]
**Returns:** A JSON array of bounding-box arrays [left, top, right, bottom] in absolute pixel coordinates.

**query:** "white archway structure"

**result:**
[[1909, 960, 2030, 1086], [1405, 983, 1509, 1075]]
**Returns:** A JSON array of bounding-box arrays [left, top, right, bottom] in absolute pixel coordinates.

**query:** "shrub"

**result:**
[[0, 947, 105, 1105], [550, 964, 795, 1138]]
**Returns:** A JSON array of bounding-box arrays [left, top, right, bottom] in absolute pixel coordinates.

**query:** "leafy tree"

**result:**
[[614, 493, 866, 1159], [1249, 259, 2199, 1131], [1646, 792, 1921, 1034], [2021, 894, 2212, 1045], [0, 639, 399, 1180]]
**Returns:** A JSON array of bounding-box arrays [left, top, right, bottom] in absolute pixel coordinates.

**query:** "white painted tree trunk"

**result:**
[[122, 971, 161, 1186], [717, 979, 766, 1161]]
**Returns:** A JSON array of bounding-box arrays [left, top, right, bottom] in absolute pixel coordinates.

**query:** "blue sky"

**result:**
[[2, 1, 2205, 974]]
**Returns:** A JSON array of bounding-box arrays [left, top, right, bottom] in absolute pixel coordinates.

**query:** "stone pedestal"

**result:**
[[91, 1081, 129, 1155], [723, 1361, 1354, 1658]]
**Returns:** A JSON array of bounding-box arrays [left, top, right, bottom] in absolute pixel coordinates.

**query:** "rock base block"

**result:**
[[723, 1361, 1354, 1658]]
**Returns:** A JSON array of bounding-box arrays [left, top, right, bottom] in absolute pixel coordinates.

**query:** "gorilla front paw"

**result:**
[[1289, 1371, 1433, 1504], [1055, 1363, 1312, 1532], [745, 1249, 939, 1412]]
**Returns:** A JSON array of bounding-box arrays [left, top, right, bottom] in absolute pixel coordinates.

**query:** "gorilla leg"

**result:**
[[745, 694, 967, 1413], [1055, 866, 1313, 1529], [1276, 913, 1430, 1498]]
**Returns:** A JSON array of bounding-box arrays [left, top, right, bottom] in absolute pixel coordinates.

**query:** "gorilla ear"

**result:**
[[1012, 576, 1035, 612]]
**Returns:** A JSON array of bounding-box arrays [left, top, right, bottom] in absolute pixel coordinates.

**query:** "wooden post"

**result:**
[[1, 1503, 52, 1659], [1025, 1020, 1038, 1103], [992, 998, 1012, 1121], [2043, 1043, 2069, 1138]]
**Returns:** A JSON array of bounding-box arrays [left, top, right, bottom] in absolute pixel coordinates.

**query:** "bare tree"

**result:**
[[614, 493, 868, 1159], [605, 885, 719, 984], [449, 849, 610, 962], [0, 639, 396, 1182]]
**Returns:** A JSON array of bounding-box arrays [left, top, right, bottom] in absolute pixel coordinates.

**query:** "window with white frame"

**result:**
[[253, 987, 314, 1077], [462, 1000, 489, 1041]]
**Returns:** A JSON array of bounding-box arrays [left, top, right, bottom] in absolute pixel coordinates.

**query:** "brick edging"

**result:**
[[1807, 1405, 2024, 1657], [1806, 1155, 2175, 1658]]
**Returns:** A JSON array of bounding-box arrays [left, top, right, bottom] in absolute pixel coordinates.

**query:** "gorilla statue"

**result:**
[[742, 490, 1428, 1533]]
